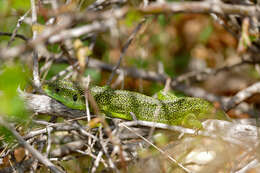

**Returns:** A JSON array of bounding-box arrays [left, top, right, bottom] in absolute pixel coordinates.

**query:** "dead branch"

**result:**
[[224, 82, 260, 111], [141, 1, 259, 16], [20, 91, 85, 118]]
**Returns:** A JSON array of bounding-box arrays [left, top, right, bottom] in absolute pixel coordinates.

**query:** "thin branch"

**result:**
[[87, 0, 127, 11], [120, 119, 258, 147], [48, 20, 114, 43], [98, 127, 118, 171], [174, 84, 229, 106], [107, 19, 145, 85], [171, 60, 260, 87], [141, 1, 259, 17], [120, 123, 192, 173], [24, 125, 70, 140], [88, 57, 167, 83], [50, 62, 79, 81], [32, 51, 41, 90], [50, 140, 87, 158], [46, 126, 52, 157], [235, 159, 259, 173], [31, 0, 41, 90], [71, 121, 99, 141], [91, 151, 103, 173], [7, 10, 30, 46], [224, 82, 260, 111], [0, 15, 72, 60], [30, 135, 46, 173], [0, 32, 28, 42]]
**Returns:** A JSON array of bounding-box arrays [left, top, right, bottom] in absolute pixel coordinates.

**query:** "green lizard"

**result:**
[[42, 80, 230, 128]]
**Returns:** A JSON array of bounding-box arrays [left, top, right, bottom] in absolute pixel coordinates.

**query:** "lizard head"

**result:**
[[42, 80, 86, 110]]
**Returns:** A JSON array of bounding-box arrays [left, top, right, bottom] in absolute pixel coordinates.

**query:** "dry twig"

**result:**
[[0, 117, 64, 173]]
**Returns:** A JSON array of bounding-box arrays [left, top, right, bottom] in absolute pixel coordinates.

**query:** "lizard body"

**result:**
[[43, 80, 229, 128]]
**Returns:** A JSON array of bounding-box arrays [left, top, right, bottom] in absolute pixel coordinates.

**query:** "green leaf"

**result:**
[[0, 63, 29, 121]]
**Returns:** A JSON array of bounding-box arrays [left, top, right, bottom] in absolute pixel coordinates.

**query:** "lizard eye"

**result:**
[[73, 94, 78, 102], [55, 88, 60, 93]]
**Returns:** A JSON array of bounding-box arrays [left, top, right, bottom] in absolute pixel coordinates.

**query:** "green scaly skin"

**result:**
[[42, 80, 230, 128]]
